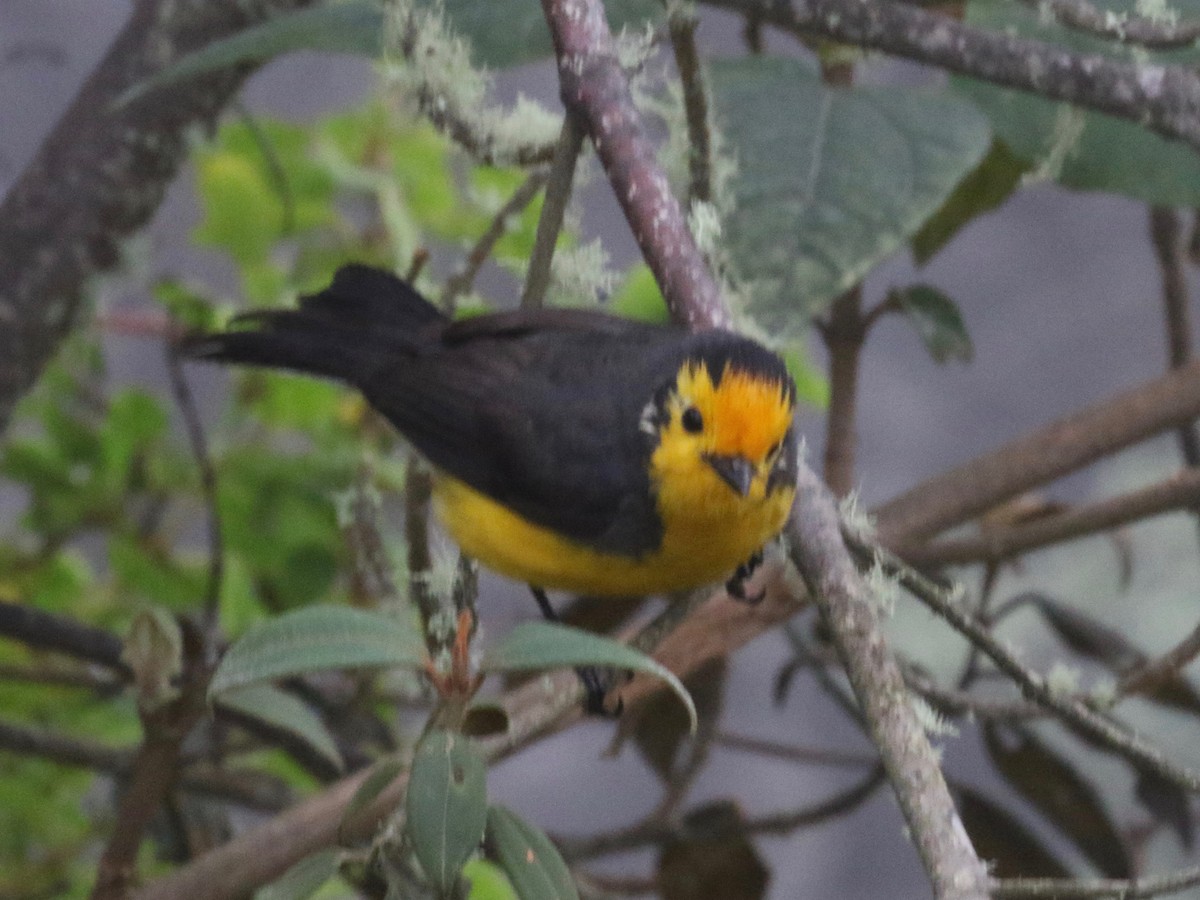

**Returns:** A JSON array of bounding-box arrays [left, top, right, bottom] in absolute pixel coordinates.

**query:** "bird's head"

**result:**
[[642, 336, 797, 510]]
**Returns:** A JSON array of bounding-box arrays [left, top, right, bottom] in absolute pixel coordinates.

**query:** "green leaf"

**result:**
[[256, 848, 342, 900], [217, 683, 344, 772], [480, 621, 697, 733], [485, 805, 578, 900], [954, 0, 1200, 205], [912, 139, 1029, 265], [209, 605, 426, 699], [118, 2, 385, 107], [889, 285, 974, 365], [463, 859, 519, 900], [406, 730, 489, 894], [612, 263, 670, 324], [711, 57, 990, 333]]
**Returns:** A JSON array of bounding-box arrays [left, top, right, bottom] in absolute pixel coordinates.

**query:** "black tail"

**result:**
[[179, 265, 446, 386]]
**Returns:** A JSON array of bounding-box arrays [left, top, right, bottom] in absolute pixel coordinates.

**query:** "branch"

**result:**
[[1015, 0, 1200, 50], [0, 0, 318, 434], [666, 11, 714, 206], [521, 115, 584, 310], [991, 866, 1200, 898], [876, 361, 1200, 544], [538, 0, 988, 893], [702, 0, 1200, 155], [542, 0, 731, 330], [0, 599, 128, 674], [900, 467, 1200, 567]]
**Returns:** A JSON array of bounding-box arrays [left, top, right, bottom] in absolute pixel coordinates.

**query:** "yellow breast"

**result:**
[[432, 464, 794, 597]]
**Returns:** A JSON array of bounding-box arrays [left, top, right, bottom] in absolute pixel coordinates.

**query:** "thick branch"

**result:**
[[0, 0, 316, 434], [702, 0, 1200, 154]]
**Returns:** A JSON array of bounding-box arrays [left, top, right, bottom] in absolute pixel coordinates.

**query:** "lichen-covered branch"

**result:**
[[703, 0, 1200, 154], [0, 0, 317, 435]]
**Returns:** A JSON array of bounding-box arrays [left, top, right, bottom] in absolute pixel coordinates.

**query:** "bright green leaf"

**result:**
[[890, 284, 974, 365], [463, 859, 519, 900], [256, 848, 343, 900], [406, 730, 489, 894], [217, 683, 344, 772], [208, 605, 426, 699], [480, 622, 697, 733], [194, 152, 283, 265], [485, 805, 578, 900], [711, 57, 990, 334], [612, 264, 669, 324]]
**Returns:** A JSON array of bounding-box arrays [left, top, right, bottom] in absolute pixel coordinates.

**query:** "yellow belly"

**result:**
[[432, 473, 794, 596]]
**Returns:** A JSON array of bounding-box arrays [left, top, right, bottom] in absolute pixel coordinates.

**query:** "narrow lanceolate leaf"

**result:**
[[711, 57, 990, 334], [486, 806, 578, 900], [209, 605, 426, 699], [983, 724, 1131, 878], [216, 683, 343, 772], [117, 2, 385, 107], [256, 848, 342, 900], [479, 621, 697, 733], [406, 730, 489, 895], [889, 285, 974, 365]]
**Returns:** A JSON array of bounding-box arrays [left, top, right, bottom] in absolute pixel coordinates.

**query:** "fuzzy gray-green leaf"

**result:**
[[209, 605, 425, 699], [486, 805, 578, 900]]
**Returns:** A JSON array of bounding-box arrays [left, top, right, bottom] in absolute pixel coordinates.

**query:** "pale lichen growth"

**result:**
[[1025, 104, 1086, 185], [615, 21, 658, 74], [687, 200, 723, 260], [865, 552, 900, 616], [1090, 676, 1118, 709], [384, 1, 559, 165], [1046, 661, 1082, 696], [548, 238, 617, 306], [1135, 0, 1179, 27], [839, 490, 877, 541], [911, 694, 960, 739]]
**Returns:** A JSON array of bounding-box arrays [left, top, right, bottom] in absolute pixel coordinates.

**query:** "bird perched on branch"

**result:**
[[182, 263, 797, 605]]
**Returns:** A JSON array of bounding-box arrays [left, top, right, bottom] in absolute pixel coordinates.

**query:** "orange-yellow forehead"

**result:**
[[677, 361, 793, 459]]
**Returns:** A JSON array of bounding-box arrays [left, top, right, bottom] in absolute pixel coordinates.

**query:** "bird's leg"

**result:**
[[530, 586, 621, 716], [725, 548, 765, 604]]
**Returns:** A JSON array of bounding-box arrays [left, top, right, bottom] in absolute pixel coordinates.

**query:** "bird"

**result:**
[[182, 264, 798, 692]]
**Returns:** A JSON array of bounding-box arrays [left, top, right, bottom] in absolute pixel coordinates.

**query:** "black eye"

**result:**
[[681, 406, 704, 433]]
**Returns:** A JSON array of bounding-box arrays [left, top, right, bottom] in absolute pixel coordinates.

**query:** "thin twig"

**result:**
[[876, 361, 1200, 544], [92, 622, 211, 900], [899, 467, 1200, 566], [521, 115, 584, 310], [1014, 0, 1200, 50], [1149, 206, 1200, 536], [0, 599, 128, 674], [990, 865, 1200, 898], [0, 660, 122, 694], [1119, 621, 1200, 700], [714, 730, 878, 769], [667, 10, 713, 206], [822, 287, 865, 497], [440, 168, 550, 312], [165, 339, 223, 632], [856, 535, 1200, 793]]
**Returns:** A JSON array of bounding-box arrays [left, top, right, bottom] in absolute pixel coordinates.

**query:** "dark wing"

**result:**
[[362, 321, 680, 557]]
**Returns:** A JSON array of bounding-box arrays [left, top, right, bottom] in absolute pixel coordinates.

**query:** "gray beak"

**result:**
[[705, 454, 755, 497]]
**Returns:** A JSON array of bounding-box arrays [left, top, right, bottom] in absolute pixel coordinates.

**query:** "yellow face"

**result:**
[[648, 358, 796, 523]]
